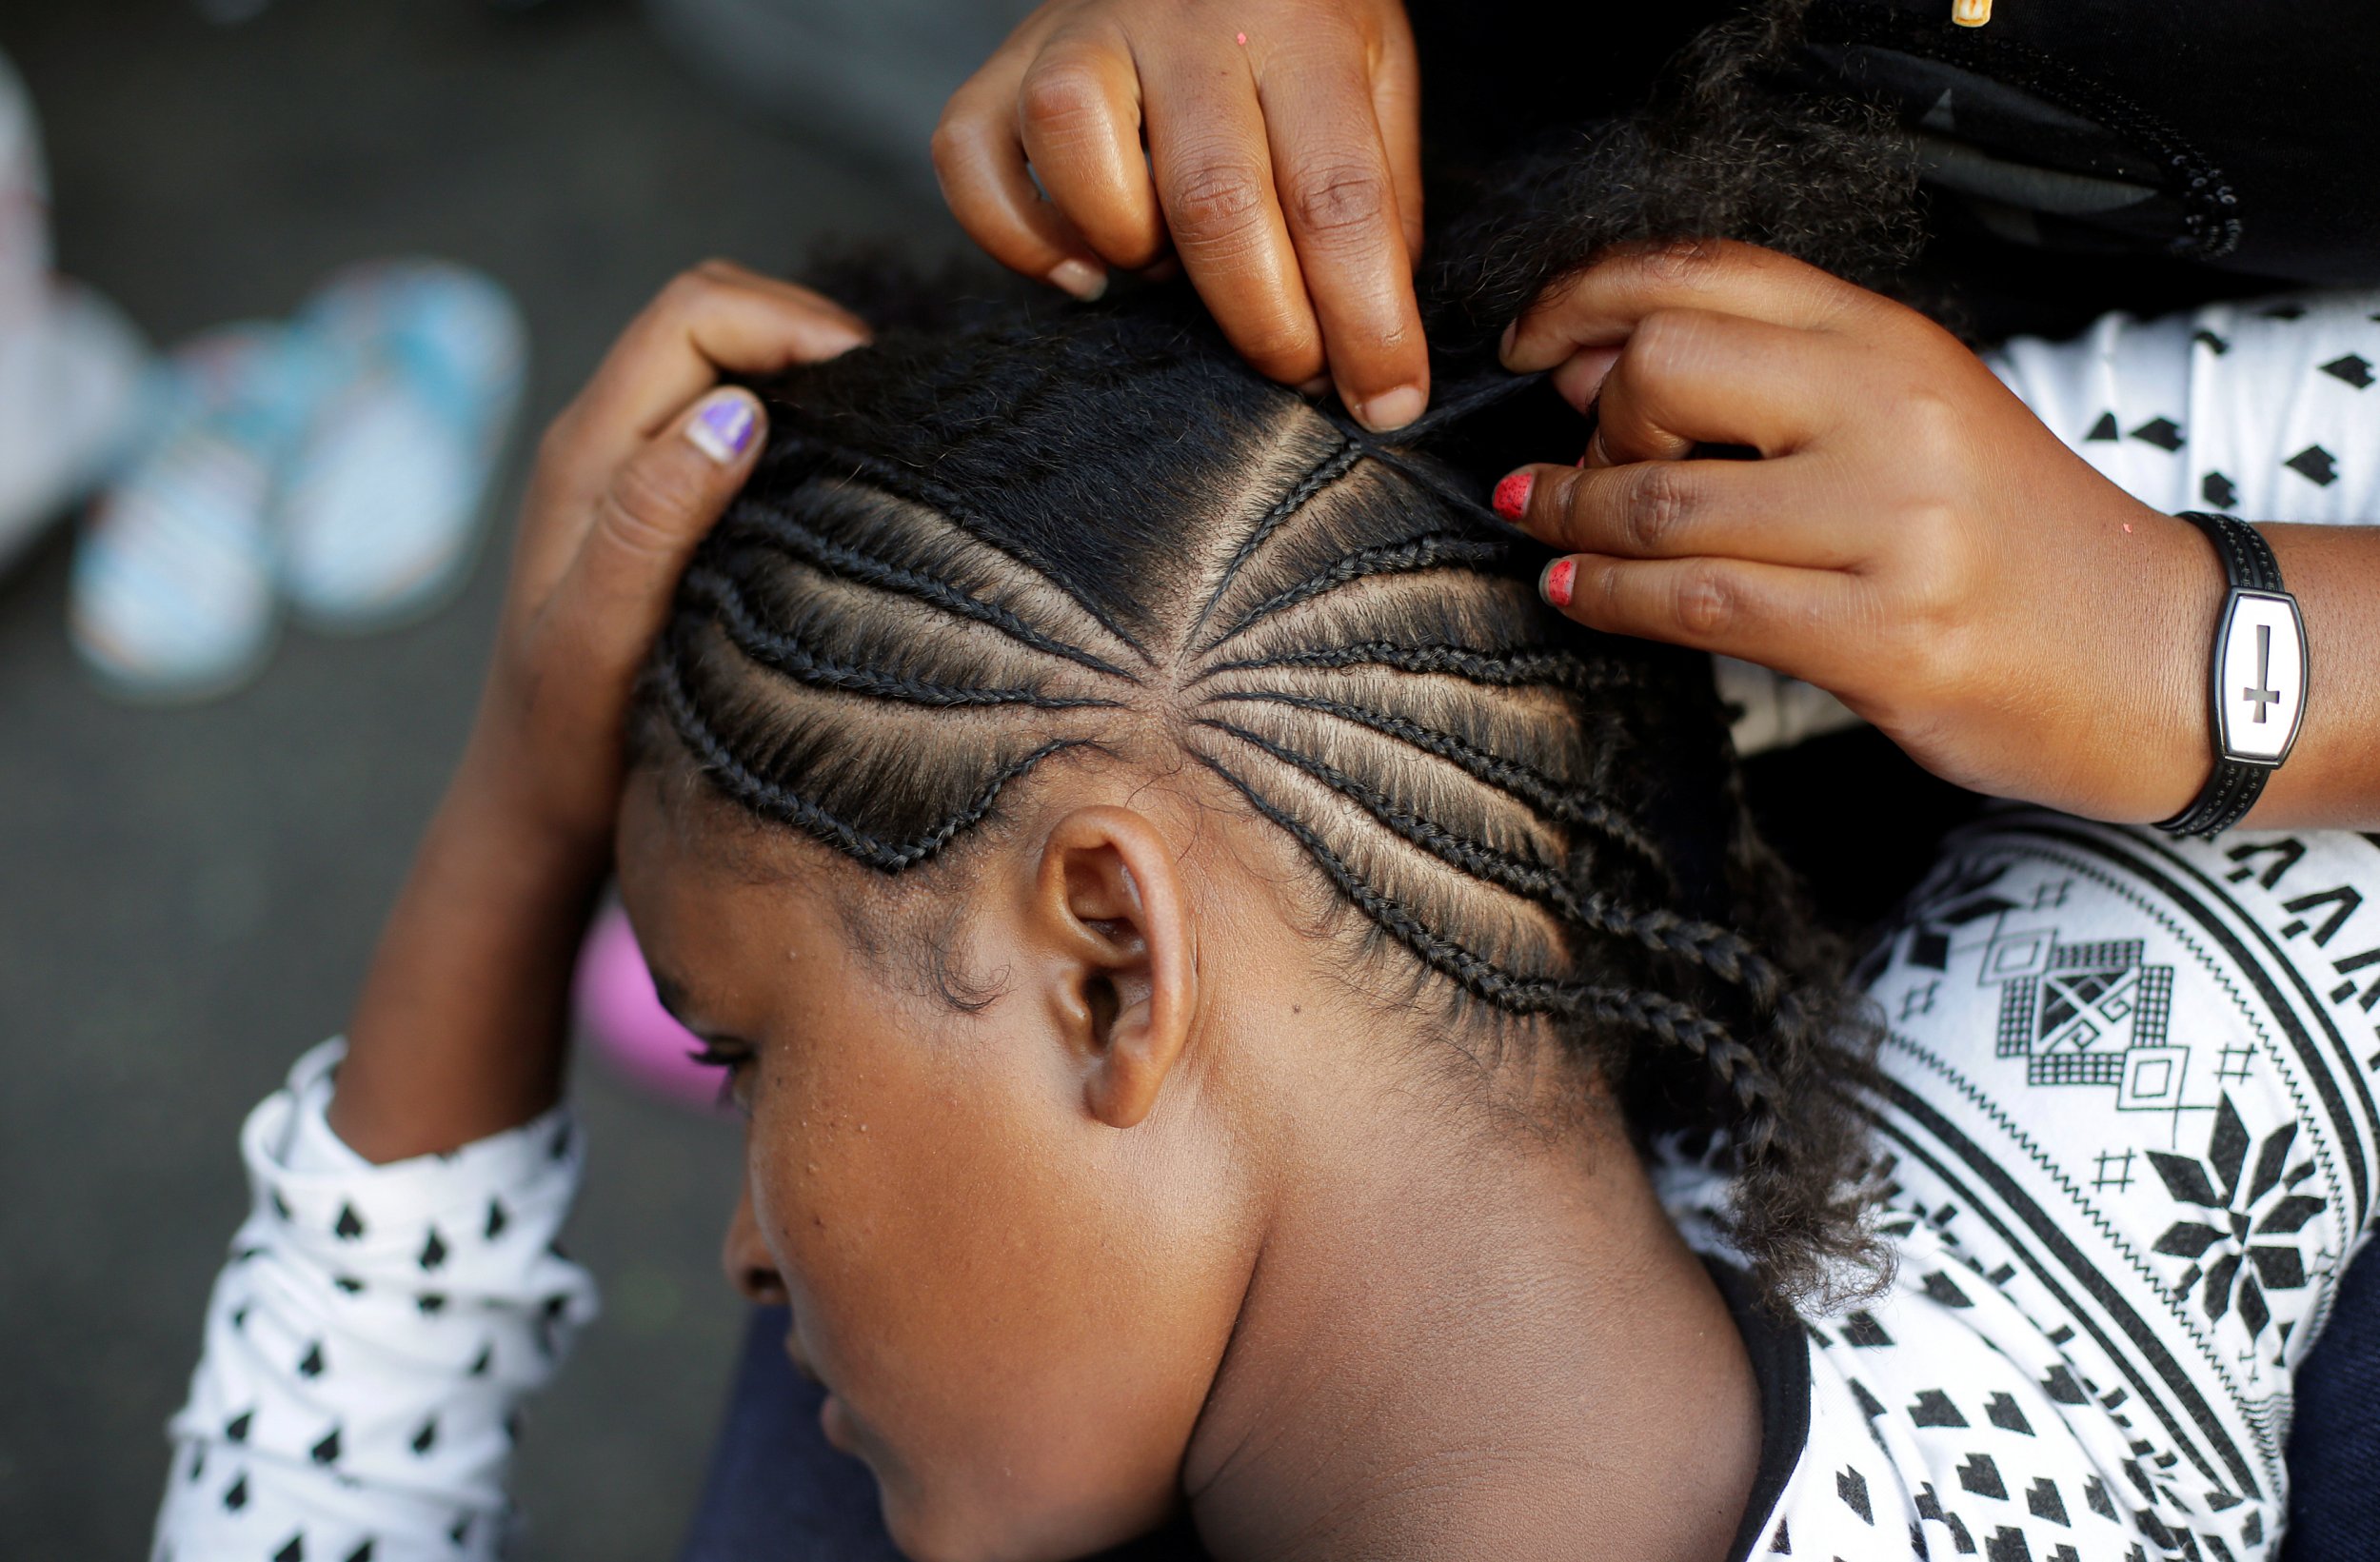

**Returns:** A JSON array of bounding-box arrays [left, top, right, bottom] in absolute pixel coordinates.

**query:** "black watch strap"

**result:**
[[2155, 512, 2308, 838]]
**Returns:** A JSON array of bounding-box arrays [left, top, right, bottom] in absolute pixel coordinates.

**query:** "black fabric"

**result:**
[[2281, 1240, 2380, 1562], [1410, 0, 2380, 336], [1706, 1257, 1815, 1562]]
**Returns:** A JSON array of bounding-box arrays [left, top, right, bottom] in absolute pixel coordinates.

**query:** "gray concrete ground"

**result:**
[[0, 2, 956, 1552]]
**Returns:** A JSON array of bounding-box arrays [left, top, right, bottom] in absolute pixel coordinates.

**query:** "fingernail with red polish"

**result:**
[[1492, 469, 1533, 521], [1540, 557, 1577, 609], [686, 391, 758, 465]]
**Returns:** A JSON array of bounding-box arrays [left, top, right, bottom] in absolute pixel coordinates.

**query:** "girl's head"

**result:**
[[618, 296, 1874, 1560], [619, 19, 1912, 1556]]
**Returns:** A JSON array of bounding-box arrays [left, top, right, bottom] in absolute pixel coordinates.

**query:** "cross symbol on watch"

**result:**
[[2243, 623, 2281, 723]]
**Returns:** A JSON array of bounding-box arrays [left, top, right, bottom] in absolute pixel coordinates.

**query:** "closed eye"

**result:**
[[687, 1038, 758, 1115]]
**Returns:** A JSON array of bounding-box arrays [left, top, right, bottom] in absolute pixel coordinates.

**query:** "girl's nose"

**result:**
[[721, 1184, 789, 1306]]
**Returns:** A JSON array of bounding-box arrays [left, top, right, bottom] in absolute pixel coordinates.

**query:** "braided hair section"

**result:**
[[632, 293, 1880, 1309]]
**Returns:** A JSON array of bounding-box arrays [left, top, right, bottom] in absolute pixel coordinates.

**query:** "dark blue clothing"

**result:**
[[2282, 1242, 2380, 1562]]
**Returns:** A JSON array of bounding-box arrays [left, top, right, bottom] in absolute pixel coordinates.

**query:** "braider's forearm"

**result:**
[[330, 745, 608, 1163], [2244, 524, 2380, 828]]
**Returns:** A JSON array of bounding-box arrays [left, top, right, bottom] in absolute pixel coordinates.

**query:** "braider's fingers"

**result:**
[[1257, 28, 1427, 428], [1581, 308, 1843, 465], [936, 42, 1110, 300], [544, 388, 767, 693], [1537, 550, 1874, 687], [1369, 5, 1424, 264], [1495, 455, 1875, 571], [1502, 239, 1881, 375], [1143, 32, 1322, 386], [1015, 27, 1167, 271]]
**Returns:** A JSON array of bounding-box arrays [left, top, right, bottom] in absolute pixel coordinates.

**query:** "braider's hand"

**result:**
[[1493, 240, 2216, 824], [332, 264, 866, 1161], [935, 0, 1428, 430], [460, 262, 868, 859]]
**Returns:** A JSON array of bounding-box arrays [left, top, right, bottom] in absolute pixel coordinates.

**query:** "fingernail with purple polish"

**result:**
[[686, 392, 757, 465]]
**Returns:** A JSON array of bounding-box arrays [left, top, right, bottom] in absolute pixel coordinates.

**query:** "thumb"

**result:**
[[558, 386, 765, 673]]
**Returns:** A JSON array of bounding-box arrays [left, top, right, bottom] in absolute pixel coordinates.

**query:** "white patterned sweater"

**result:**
[[156, 294, 2380, 1562]]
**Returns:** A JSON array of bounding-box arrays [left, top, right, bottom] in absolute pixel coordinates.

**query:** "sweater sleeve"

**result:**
[[151, 1040, 599, 1562], [1985, 289, 2380, 525]]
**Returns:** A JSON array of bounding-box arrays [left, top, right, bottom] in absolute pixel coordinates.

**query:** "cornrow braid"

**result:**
[[679, 565, 1121, 712], [1203, 532, 1511, 651], [1189, 437, 1364, 641], [653, 649, 1101, 874], [768, 431, 1155, 664], [634, 278, 1883, 1309], [1198, 641, 1643, 696], [720, 505, 1137, 681]]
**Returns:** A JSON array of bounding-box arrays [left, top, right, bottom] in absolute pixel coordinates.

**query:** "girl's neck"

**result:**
[[1182, 1075, 1763, 1562]]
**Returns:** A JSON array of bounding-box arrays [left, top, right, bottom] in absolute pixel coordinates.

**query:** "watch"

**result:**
[[2155, 511, 2309, 838]]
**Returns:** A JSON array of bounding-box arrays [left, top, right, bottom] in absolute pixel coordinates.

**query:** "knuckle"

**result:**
[[1672, 561, 1741, 639], [1633, 237, 1722, 290], [1621, 464, 1700, 553], [1894, 386, 1966, 452], [927, 114, 965, 176], [1168, 159, 1267, 242], [1284, 161, 1390, 240], [658, 267, 723, 317], [600, 457, 706, 560], [1017, 60, 1112, 140]]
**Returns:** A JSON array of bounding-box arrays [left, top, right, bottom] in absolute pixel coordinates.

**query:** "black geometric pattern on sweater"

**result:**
[[2128, 417, 2184, 451], [2202, 471, 2239, 509], [1959, 1453, 2008, 1500], [1911, 1389, 1968, 1427], [1985, 1393, 2033, 1434], [2320, 352, 2374, 388], [2287, 445, 2339, 485], [1837, 1464, 1873, 1524], [1839, 1310, 1893, 1347]]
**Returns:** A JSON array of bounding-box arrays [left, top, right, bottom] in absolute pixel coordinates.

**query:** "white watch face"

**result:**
[[2216, 590, 2307, 764]]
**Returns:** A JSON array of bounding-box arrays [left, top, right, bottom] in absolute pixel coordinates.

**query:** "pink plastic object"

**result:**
[[573, 902, 723, 1109]]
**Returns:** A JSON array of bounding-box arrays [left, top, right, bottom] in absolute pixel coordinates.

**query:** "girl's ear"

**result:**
[[1029, 805, 1197, 1129]]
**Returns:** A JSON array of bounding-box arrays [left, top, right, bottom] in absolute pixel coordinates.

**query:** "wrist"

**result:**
[[446, 724, 620, 883], [2131, 509, 2227, 823], [2033, 504, 2214, 824]]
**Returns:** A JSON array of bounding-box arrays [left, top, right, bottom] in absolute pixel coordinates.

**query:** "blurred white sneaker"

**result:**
[[0, 46, 151, 574], [276, 259, 526, 631], [0, 282, 149, 575], [69, 323, 326, 702]]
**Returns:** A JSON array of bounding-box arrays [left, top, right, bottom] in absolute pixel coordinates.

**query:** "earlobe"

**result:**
[[1034, 806, 1197, 1130]]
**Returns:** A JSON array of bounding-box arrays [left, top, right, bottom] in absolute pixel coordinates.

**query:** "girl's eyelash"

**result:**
[[686, 1039, 748, 1071], [686, 1039, 757, 1114]]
